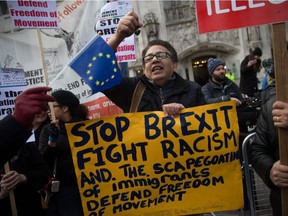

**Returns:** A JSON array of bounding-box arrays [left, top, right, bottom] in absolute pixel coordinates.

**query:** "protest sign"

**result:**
[[95, 0, 137, 62], [0, 67, 36, 142], [196, 0, 288, 34], [7, 0, 58, 29], [66, 101, 243, 215], [0, 1, 123, 118], [0, 68, 26, 120]]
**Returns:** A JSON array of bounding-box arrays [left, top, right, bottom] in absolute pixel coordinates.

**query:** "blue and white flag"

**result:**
[[50, 35, 121, 97], [70, 35, 121, 94]]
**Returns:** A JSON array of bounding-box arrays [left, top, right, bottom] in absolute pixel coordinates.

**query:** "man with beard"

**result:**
[[201, 58, 257, 139], [202, 58, 243, 106]]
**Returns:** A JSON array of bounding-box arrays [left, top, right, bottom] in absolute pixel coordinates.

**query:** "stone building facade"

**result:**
[[129, 0, 288, 87]]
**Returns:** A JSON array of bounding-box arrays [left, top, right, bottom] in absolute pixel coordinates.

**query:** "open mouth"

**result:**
[[152, 66, 163, 72]]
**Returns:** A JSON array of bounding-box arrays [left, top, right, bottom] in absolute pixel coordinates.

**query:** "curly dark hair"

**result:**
[[142, 39, 178, 65]]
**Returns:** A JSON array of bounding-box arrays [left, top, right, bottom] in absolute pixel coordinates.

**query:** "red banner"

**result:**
[[196, 0, 288, 34]]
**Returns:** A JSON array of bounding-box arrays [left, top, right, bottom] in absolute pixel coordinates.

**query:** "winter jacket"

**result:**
[[251, 83, 281, 215], [201, 77, 244, 104], [103, 72, 206, 112], [39, 120, 79, 187], [201, 77, 257, 132], [39, 115, 86, 216]]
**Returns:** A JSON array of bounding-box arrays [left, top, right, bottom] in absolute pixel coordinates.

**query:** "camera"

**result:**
[[51, 180, 60, 192]]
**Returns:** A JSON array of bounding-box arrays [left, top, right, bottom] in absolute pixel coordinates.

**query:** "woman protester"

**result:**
[[39, 90, 89, 216]]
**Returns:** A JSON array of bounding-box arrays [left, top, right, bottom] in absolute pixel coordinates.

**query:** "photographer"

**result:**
[[240, 47, 262, 97]]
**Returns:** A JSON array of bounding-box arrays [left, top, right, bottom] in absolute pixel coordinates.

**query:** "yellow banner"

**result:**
[[66, 101, 244, 215]]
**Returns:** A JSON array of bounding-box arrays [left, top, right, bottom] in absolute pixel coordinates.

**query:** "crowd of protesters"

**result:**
[[1, 11, 287, 216]]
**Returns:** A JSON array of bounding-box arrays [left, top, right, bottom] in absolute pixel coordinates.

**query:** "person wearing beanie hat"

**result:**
[[207, 58, 225, 76], [202, 58, 257, 133], [39, 90, 88, 216], [203, 58, 243, 107], [240, 47, 262, 97]]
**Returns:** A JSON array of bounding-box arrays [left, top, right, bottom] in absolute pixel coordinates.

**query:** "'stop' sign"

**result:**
[[196, 0, 288, 34]]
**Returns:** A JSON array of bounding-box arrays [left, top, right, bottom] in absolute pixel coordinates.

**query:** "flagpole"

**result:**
[[272, 22, 288, 216], [37, 29, 56, 121], [4, 163, 18, 216]]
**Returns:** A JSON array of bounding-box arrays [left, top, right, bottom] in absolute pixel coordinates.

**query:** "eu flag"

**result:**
[[70, 35, 121, 94]]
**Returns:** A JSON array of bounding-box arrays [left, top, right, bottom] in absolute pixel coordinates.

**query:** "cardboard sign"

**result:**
[[196, 0, 288, 33], [66, 101, 244, 215]]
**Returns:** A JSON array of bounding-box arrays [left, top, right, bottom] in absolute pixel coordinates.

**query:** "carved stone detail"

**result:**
[[167, 22, 197, 52], [143, 12, 159, 41], [207, 30, 240, 45]]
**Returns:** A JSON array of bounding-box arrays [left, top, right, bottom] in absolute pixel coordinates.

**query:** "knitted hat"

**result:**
[[52, 90, 79, 109], [207, 58, 225, 75]]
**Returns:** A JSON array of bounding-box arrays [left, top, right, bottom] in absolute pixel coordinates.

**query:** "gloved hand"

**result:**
[[13, 86, 55, 130], [48, 124, 59, 143]]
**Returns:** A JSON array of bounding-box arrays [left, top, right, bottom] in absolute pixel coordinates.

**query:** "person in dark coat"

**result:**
[[0, 86, 55, 167], [39, 90, 89, 216], [105, 11, 205, 216], [202, 58, 244, 106], [105, 12, 206, 116], [201, 58, 257, 133], [0, 142, 49, 216], [239, 47, 262, 97], [251, 65, 288, 216]]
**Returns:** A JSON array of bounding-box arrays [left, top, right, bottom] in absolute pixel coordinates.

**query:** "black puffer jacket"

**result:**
[[251, 83, 281, 215], [201, 77, 244, 104], [103, 72, 206, 112]]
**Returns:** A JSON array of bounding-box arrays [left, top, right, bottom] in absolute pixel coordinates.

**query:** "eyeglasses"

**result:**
[[143, 52, 171, 64], [52, 105, 62, 108]]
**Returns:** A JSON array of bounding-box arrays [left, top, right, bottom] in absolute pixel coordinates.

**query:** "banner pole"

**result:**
[[4, 163, 18, 216], [37, 29, 56, 121], [272, 22, 288, 216]]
